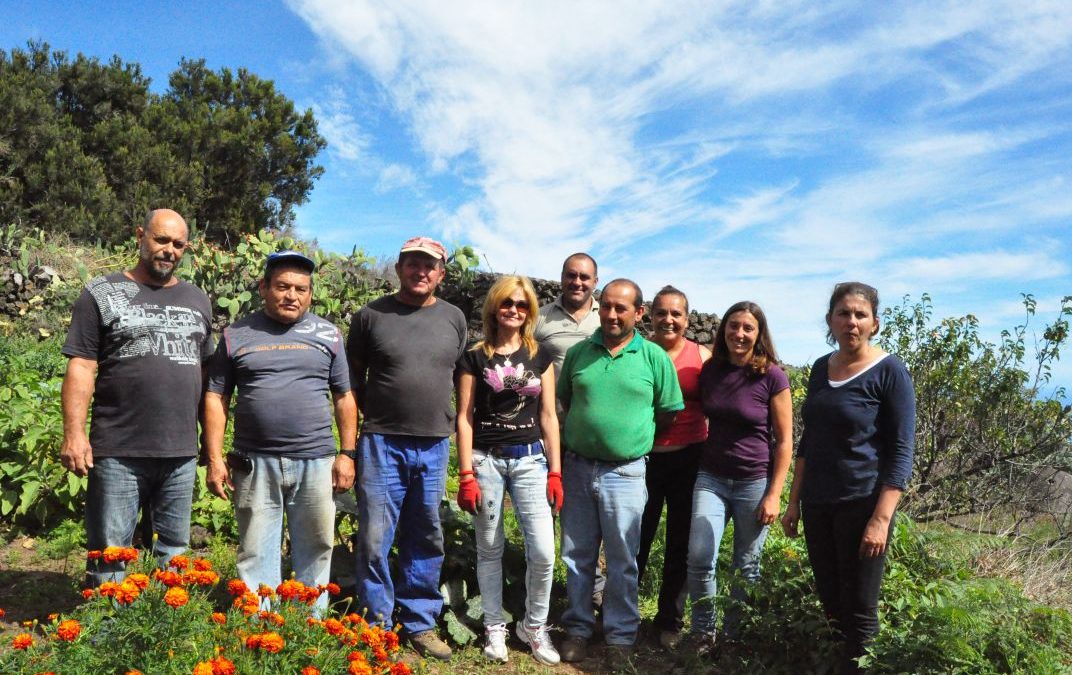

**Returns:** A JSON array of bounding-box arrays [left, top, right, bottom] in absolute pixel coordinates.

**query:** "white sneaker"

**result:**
[[483, 623, 509, 662], [516, 622, 561, 665]]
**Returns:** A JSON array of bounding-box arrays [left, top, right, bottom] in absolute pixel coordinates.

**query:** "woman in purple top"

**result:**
[[686, 301, 793, 645], [781, 282, 915, 674]]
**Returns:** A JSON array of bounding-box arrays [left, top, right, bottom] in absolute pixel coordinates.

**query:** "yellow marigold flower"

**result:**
[[192, 662, 214, 675], [258, 632, 284, 653], [56, 619, 81, 641], [125, 670, 143, 675], [348, 660, 372, 675], [163, 587, 189, 608]]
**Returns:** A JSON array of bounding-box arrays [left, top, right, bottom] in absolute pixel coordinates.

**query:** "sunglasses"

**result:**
[[499, 298, 530, 311]]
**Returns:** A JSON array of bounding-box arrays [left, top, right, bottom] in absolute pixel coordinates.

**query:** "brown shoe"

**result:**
[[409, 630, 452, 661], [659, 629, 683, 650], [560, 635, 588, 662]]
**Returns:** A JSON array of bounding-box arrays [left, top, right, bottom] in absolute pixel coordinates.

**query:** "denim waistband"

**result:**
[[476, 441, 543, 459], [564, 450, 645, 466]]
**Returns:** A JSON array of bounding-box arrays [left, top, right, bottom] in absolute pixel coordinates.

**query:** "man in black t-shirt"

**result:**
[[346, 236, 467, 662], [61, 209, 213, 586]]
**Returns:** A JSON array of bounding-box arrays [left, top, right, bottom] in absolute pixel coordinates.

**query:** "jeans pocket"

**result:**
[[612, 458, 646, 479]]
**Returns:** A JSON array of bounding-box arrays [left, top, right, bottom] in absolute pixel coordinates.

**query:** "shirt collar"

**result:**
[[587, 327, 643, 353]]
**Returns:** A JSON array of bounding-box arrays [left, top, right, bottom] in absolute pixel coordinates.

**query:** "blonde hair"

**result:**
[[475, 275, 540, 359]]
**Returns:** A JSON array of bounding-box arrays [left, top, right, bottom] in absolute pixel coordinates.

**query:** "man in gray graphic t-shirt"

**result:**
[[203, 250, 357, 611], [62, 209, 213, 586]]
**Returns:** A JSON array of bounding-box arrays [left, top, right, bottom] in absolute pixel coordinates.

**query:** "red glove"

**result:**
[[546, 471, 564, 514], [457, 471, 482, 514]]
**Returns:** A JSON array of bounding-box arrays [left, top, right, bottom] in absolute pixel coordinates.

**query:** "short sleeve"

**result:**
[[328, 326, 351, 394], [767, 364, 790, 397], [62, 287, 102, 360], [205, 330, 235, 397], [457, 347, 481, 376], [346, 308, 369, 367], [557, 343, 578, 407], [651, 347, 685, 414]]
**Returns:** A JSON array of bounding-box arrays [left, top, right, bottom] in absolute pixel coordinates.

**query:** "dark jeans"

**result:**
[[636, 444, 700, 632], [802, 495, 894, 671]]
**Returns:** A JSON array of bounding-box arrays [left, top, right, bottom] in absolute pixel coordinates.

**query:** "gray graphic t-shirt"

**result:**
[[207, 311, 350, 458], [63, 272, 214, 458]]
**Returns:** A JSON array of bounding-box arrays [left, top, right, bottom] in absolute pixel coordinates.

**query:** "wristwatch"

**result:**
[[339, 449, 357, 460]]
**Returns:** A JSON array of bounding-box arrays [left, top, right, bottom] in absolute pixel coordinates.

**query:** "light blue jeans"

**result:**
[[471, 447, 555, 627], [85, 456, 197, 586], [560, 452, 647, 646], [686, 471, 770, 636], [354, 434, 449, 634], [233, 453, 335, 612]]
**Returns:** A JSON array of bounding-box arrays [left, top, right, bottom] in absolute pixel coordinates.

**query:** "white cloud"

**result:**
[[307, 86, 369, 162], [289, 0, 1072, 392]]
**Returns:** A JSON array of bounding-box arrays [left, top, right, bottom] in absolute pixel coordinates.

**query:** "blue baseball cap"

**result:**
[[265, 250, 315, 274]]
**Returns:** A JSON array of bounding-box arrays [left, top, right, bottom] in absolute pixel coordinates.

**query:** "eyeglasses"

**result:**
[[499, 298, 530, 311]]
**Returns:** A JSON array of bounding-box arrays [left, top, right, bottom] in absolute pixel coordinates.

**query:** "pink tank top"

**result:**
[[654, 339, 708, 446]]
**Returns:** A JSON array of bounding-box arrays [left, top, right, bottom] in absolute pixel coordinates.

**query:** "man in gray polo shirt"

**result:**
[[204, 251, 357, 610], [535, 253, 600, 377]]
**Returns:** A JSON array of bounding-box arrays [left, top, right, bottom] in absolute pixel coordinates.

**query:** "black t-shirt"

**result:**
[[62, 272, 214, 458], [457, 343, 553, 447], [346, 295, 467, 437]]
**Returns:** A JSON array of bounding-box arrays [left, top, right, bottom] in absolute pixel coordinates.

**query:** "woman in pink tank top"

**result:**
[[636, 285, 712, 649]]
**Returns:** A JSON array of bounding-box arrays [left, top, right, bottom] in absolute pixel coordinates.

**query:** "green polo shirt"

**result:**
[[558, 328, 684, 462]]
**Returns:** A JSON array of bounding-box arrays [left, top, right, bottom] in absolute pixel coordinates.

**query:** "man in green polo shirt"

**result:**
[[556, 279, 684, 665]]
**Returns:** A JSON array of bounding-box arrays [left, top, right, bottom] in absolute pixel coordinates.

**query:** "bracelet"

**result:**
[[339, 449, 357, 460]]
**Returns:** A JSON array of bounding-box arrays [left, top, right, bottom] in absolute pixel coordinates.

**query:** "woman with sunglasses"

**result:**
[[455, 275, 563, 666], [781, 282, 915, 674]]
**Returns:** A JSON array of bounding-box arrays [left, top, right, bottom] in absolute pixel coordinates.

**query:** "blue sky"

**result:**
[[4, 1, 1071, 395]]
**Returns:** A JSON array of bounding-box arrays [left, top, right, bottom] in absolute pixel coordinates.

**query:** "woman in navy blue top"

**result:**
[[781, 282, 915, 674]]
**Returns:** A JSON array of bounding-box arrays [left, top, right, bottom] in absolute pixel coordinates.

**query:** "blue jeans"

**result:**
[[472, 446, 555, 627], [560, 452, 647, 646], [354, 433, 449, 634], [233, 453, 335, 612], [85, 456, 197, 586], [686, 471, 770, 636]]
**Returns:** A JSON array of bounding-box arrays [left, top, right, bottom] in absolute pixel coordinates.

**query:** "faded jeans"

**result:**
[[85, 456, 196, 587], [354, 433, 449, 635], [471, 446, 555, 627], [232, 453, 335, 612], [687, 471, 770, 637], [561, 452, 648, 646]]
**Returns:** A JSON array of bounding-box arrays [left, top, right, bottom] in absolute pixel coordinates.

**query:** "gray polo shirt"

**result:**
[[534, 296, 601, 377]]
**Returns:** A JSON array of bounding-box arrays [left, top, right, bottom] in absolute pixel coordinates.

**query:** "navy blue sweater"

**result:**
[[797, 353, 916, 504]]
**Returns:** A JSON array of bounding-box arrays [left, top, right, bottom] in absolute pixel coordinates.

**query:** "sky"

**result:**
[[4, 1, 1072, 395]]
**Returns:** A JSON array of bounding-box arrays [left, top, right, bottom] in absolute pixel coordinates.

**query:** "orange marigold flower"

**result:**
[[306, 617, 321, 627], [12, 633, 33, 649], [260, 632, 284, 653], [211, 655, 236, 675], [114, 580, 141, 605], [56, 619, 81, 641], [86, 550, 102, 561], [102, 546, 138, 563], [257, 584, 275, 599], [347, 650, 367, 663], [390, 663, 412, 675], [384, 631, 400, 651], [98, 581, 120, 598], [192, 558, 213, 571], [299, 586, 322, 605], [301, 668, 321, 675], [276, 579, 304, 600], [167, 554, 189, 570], [210, 612, 227, 625], [193, 662, 214, 675], [47, 613, 59, 621], [245, 634, 262, 650], [127, 573, 151, 589], [348, 660, 372, 675], [323, 618, 345, 636], [226, 579, 249, 596], [184, 570, 220, 586], [81, 588, 96, 600], [125, 670, 144, 675], [326, 582, 342, 596], [373, 645, 388, 663], [0, 607, 6, 618], [153, 569, 184, 587], [305, 647, 319, 656], [163, 587, 189, 608]]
